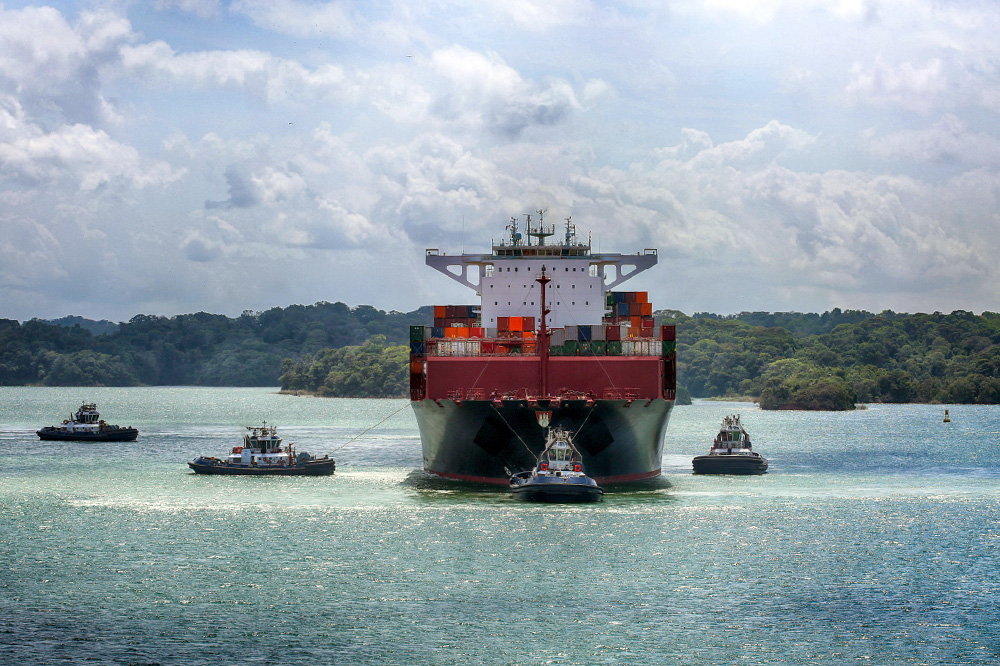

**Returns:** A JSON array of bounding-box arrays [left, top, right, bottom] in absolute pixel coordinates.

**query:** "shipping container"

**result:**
[[434, 305, 446, 319], [509, 316, 523, 332], [410, 325, 426, 342], [550, 328, 566, 346], [592, 325, 606, 341], [591, 340, 606, 355], [410, 341, 426, 355], [564, 340, 579, 354], [470, 327, 485, 339], [662, 340, 676, 357], [606, 324, 621, 342], [578, 325, 592, 341], [522, 316, 535, 332], [661, 324, 676, 341], [410, 359, 424, 374], [498, 316, 510, 331], [607, 340, 623, 356]]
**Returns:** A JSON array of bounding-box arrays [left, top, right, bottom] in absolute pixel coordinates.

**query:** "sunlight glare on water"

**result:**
[[1, 387, 998, 665]]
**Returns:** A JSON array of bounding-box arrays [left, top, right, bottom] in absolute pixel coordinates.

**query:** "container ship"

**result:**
[[409, 213, 676, 485]]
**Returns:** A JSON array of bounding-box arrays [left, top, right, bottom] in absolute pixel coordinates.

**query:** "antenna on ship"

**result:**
[[526, 208, 554, 247], [564, 216, 575, 245]]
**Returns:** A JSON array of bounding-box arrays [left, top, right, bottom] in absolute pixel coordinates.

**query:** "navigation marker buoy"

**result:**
[[943, 409, 951, 423]]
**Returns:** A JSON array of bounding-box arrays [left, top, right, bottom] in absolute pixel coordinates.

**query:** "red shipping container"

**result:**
[[522, 316, 535, 331], [498, 316, 510, 331], [661, 325, 676, 341], [470, 327, 485, 338], [606, 325, 621, 341]]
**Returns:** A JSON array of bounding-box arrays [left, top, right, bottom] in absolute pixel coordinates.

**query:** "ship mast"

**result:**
[[536, 265, 551, 397]]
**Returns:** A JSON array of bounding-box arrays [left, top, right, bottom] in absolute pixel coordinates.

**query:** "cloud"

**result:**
[[205, 165, 260, 209], [866, 114, 1000, 166], [0, 7, 133, 125], [119, 42, 354, 104], [0, 97, 183, 191], [429, 46, 580, 138]]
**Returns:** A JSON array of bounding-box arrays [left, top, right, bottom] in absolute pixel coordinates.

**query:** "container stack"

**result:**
[[433, 305, 479, 329], [409, 325, 427, 400], [604, 291, 656, 337], [413, 302, 675, 359]]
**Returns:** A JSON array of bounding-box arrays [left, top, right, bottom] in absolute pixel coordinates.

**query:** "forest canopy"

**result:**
[[4, 305, 1000, 407]]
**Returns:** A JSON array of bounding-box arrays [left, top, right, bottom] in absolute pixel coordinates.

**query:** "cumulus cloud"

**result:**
[[866, 114, 1000, 166], [0, 7, 132, 125], [119, 42, 353, 104], [429, 46, 580, 138]]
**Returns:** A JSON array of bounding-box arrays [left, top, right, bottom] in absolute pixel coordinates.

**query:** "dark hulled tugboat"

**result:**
[[36, 403, 138, 441], [188, 422, 335, 476], [510, 422, 604, 502], [692, 414, 767, 475]]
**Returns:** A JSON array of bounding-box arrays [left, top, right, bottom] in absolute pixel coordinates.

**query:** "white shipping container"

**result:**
[[550, 328, 566, 346]]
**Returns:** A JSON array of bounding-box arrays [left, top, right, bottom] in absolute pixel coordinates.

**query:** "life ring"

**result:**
[[233, 446, 243, 454], [573, 463, 582, 472], [539, 462, 549, 471]]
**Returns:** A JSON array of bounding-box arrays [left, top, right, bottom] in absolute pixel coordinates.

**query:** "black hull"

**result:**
[[510, 481, 603, 503], [37, 428, 138, 442], [692, 455, 767, 475], [188, 459, 335, 476], [412, 398, 672, 485]]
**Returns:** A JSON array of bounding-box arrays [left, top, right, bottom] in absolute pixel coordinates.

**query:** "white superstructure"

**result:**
[[426, 213, 657, 329]]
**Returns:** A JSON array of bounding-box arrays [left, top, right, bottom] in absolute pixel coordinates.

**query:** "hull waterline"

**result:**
[[413, 398, 672, 485]]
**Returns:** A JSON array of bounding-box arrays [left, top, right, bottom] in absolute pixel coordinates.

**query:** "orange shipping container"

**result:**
[[434, 305, 446, 319], [641, 302, 653, 316], [410, 360, 424, 374], [509, 316, 524, 332], [636, 291, 648, 303]]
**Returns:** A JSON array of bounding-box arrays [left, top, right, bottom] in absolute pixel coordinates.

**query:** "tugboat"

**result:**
[[188, 423, 335, 476], [509, 425, 604, 502], [692, 414, 767, 475], [36, 403, 138, 441]]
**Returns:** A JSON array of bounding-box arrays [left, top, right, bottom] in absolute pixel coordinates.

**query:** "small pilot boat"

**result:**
[[692, 414, 767, 475], [36, 403, 138, 441], [188, 422, 335, 476], [509, 427, 603, 502]]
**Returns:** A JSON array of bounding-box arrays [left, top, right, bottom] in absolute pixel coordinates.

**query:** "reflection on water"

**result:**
[[1, 389, 999, 665]]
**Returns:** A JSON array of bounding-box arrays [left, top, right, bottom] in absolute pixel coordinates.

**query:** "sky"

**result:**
[[3, 0, 1000, 322]]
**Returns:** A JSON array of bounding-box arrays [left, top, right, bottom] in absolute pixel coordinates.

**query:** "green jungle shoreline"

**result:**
[[5, 305, 1000, 410]]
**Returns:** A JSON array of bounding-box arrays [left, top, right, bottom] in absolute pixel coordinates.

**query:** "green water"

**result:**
[[1, 387, 998, 664]]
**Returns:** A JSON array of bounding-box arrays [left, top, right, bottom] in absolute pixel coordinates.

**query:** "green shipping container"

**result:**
[[662, 340, 676, 357], [591, 340, 606, 355], [607, 341, 622, 356], [410, 325, 426, 342], [564, 340, 578, 355]]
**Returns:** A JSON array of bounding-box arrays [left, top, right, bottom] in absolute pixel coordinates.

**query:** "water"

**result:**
[[1, 387, 998, 665]]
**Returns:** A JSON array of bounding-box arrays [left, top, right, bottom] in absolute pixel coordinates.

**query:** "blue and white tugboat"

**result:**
[[36, 403, 138, 441], [692, 414, 767, 475], [510, 423, 603, 502], [188, 422, 335, 476]]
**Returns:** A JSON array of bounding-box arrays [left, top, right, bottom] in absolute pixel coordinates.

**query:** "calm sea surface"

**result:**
[[1, 387, 998, 665]]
